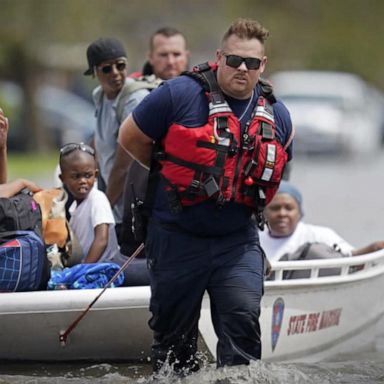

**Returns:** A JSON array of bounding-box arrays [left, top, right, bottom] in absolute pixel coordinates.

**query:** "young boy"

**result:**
[[59, 142, 122, 264], [59, 143, 149, 285]]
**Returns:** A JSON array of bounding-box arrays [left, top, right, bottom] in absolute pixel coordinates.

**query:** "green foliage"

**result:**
[[1, 0, 383, 86], [0, 0, 383, 153], [7, 151, 58, 182]]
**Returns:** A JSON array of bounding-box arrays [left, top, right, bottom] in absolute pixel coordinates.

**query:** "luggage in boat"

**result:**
[[0, 191, 42, 236], [279, 242, 346, 279], [120, 161, 148, 257], [0, 230, 49, 292]]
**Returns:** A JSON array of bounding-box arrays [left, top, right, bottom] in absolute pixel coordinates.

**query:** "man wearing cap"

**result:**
[[84, 37, 150, 242]]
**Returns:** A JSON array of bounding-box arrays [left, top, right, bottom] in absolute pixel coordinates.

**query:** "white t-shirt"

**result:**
[[259, 221, 354, 262], [69, 188, 122, 263]]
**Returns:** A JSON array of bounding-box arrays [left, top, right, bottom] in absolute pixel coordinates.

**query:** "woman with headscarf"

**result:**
[[259, 181, 384, 262]]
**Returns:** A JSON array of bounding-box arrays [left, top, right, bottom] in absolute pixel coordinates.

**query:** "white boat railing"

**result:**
[[266, 249, 384, 288]]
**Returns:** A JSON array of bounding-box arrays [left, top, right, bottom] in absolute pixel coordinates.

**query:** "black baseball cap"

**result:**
[[84, 37, 127, 76]]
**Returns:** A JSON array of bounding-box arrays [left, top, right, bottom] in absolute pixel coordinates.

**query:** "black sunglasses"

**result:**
[[223, 54, 262, 70], [60, 143, 95, 158], [98, 61, 127, 74]]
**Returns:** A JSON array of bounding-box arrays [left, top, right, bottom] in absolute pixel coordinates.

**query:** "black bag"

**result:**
[[0, 191, 42, 236], [120, 161, 148, 257], [279, 242, 345, 279]]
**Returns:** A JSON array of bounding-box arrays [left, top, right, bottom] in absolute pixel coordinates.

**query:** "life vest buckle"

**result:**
[[256, 211, 266, 230], [228, 143, 238, 157], [244, 159, 257, 177], [203, 176, 220, 197], [216, 193, 226, 208], [166, 185, 183, 214], [185, 179, 201, 199]]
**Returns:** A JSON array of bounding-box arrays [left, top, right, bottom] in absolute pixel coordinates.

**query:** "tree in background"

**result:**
[[0, 0, 383, 152]]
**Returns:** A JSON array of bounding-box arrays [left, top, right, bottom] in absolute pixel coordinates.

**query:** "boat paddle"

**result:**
[[59, 242, 145, 346]]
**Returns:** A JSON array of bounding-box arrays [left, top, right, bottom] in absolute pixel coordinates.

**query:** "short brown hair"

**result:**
[[221, 18, 269, 46], [149, 27, 186, 51]]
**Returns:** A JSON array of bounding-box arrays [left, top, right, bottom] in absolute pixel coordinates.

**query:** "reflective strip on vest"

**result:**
[[209, 102, 232, 116], [255, 104, 275, 123], [261, 144, 276, 181]]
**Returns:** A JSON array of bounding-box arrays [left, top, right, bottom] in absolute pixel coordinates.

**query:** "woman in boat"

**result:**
[[259, 181, 384, 262]]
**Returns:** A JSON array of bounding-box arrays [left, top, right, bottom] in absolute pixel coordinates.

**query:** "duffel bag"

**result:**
[[0, 230, 49, 292], [0, 191, 42, 236]]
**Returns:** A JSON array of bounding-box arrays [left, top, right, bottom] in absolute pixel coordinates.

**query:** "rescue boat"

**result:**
[[1, 249, 384, 363]]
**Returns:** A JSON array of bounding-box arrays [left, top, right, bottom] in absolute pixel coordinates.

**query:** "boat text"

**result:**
[[287, 308, 342, 335]]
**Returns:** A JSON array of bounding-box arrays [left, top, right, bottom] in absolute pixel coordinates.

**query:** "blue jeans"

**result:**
[[145, 219, 264, 371]]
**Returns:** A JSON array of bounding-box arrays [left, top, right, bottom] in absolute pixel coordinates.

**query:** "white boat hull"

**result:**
[[201, 250, 384, 362], [1, 286, 153, 361], [1, 250, 384, 363]]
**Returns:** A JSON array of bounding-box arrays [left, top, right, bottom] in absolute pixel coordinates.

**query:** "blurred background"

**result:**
[[1, 0, 384, 176]]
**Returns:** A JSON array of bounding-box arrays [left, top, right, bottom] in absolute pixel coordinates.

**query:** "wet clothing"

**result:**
[[146, 219, 264, 368], [132, 72, 293, 370]]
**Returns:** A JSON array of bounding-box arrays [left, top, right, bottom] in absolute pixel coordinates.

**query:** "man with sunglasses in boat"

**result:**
[[119, 18, 294, 374], [84, 37, 151, 244]]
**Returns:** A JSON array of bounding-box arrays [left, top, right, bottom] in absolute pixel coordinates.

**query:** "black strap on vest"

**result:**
[[190, 63, 226, 105]]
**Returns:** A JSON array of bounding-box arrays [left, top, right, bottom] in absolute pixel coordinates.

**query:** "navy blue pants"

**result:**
[[145, 219, 264, 371]]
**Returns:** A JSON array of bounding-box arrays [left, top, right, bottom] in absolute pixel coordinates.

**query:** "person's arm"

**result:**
[[352, 241, 384, 256], [0, 108, 9, 183], [105, 143, 134, 208], [105, 88, 149, 207], [83, 223, 109, 263], [118, 114, 154, 169], [0, 178, 42, 198]]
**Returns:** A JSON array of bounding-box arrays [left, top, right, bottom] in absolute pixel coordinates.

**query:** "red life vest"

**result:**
[[155, 62, 290, 216]]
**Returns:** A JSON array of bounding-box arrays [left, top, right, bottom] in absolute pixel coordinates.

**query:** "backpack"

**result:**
[[115, 77, 162, 256], [278, 242, 346, 279], [0, 230, 49, 292], [92, 76, 162, 193], [93, 75, 162, 125], [0, 191, 42, 236], [120, 161, 148, 257]]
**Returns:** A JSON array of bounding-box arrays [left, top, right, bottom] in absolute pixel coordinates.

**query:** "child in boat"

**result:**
[[59, 143, 120, 264], [58, 143, 148, 285], [259, 181, 384, 262]]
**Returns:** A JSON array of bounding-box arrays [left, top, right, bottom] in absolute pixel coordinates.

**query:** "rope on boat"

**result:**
[[59, 242, 145, 346]]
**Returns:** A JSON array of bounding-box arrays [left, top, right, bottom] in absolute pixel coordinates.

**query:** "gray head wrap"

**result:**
[[277, 181, 304, 216]]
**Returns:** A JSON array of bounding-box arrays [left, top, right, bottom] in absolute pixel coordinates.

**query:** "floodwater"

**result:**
[[1, 152, 384, 383]]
